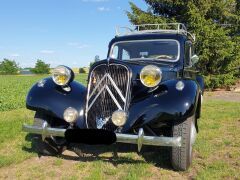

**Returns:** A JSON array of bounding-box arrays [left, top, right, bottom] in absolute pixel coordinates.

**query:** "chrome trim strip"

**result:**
[[137, 128, 144, 152], [109, 39, 181, 62], [110, 63, 131, 111], [22, 123, 66, 137], [89, 74, 108, 99], [107, 74, 126, 103], [85, 67, 95, 129], [88, 73, 126, 103], [106, 85, 123, 110], [87, 85, 106, 112], [22, 124, 182, 152], [116, 131, 182, 152]]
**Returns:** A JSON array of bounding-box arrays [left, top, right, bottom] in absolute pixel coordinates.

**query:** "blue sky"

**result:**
[[0, 0, 147, 68]]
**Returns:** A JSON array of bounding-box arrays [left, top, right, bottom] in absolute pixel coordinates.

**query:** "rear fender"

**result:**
[[122, 79, 200, 132], [26, 77, 87, 128]]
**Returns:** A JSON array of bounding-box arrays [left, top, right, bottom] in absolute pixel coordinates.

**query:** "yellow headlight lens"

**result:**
[[52, 66, 71, 86], [140, 65, 162, 87]]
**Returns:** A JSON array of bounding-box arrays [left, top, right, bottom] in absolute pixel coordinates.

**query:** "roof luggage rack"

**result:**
[[116, 23, 196, 41]]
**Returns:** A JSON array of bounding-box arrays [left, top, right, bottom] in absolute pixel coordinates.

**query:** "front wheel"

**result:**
[[171, 115, 197, 171]]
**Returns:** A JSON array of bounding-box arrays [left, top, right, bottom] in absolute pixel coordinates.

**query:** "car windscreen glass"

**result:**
[[110, 40, 179, 62]]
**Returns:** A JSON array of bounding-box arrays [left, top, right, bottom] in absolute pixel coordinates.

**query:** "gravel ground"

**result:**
[[204, 91, 240, 102]]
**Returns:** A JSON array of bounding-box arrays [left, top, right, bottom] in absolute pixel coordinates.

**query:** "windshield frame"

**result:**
[[109, 39, 181, 62]]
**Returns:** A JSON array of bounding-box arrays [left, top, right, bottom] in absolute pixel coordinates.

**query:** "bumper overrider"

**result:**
[[22, 122, 182, 152]]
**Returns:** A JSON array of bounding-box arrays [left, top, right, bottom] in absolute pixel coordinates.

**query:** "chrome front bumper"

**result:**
[[22, 123, 182, 152]]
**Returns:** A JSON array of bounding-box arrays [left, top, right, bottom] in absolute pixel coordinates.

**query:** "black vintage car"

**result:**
[[23, 23, 204, 171]]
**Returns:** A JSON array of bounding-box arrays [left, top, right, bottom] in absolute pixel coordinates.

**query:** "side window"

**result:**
[[110, 46, 130, 60], [111, 46, 119, 59], [122, 49, 130, 60], [184, 42, 192, 66]]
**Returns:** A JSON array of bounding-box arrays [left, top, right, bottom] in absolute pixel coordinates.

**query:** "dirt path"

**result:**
[[205, 91, 240, 102], [0, 148, 187, 180], [0, 151, 83, 180]]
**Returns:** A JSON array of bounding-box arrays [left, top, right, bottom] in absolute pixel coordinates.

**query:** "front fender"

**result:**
[[26, 77, 87, 127], [122, 79, 200, 132]]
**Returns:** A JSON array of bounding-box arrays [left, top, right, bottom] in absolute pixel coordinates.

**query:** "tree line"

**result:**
[[0, 58, 90, 75], [0, 59, 50, 74]]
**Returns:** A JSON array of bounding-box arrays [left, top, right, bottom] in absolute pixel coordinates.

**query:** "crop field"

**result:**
[[0, 75, 239, 179]]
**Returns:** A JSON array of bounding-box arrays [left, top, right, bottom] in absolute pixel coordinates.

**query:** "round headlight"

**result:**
[[112, 110, 127, 127], [140, 65, 162, 87], [52, 66, 72, 86], [63, 107, 78, 123]]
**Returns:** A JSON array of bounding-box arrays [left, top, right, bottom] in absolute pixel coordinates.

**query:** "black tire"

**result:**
[[32, 112, 67, 156], [171, 115, 196, 171]]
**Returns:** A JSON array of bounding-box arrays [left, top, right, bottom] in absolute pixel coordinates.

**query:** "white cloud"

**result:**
[[10, 53, 20, 57], [97, 7, 110, 12], [40, 50, 55, 54], [67, 42, 79, 46], [72, 61, 78, 65], [77, 44, 90, 49], [82, 0, 109, 2], [68, 42, 90, 49]]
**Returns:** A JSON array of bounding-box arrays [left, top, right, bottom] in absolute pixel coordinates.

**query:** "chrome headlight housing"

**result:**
[[52, 66, 73, 86], [140, 65, 162, 88]]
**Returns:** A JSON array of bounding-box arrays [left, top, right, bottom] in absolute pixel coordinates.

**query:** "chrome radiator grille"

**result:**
[[86, 63, 131, 131]]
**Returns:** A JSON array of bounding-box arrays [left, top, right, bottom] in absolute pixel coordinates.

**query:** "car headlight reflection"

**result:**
[[52, 66, 72, 86], [140, 65, 162, 87]]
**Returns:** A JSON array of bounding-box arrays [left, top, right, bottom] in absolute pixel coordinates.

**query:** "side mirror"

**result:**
[[94, 55, 100, 62], [191, 55, 199, 65]]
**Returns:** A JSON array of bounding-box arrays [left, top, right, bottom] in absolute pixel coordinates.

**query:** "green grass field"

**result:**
[[0, 75, 239, 179], [0, 75, 88, 111]]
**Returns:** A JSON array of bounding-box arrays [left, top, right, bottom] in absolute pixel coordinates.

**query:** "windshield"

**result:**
[[110, 40, 179, 62]]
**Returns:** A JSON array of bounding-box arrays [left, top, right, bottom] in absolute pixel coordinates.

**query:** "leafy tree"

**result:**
[[89, 62, 94, 68], [89, 55, 100, 68], [127, 0, 240, 88], [31, 60, 50, 74], [0, 59, 19, 75], [94, 55, 100, 62], [79, 67, 86, 74]]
